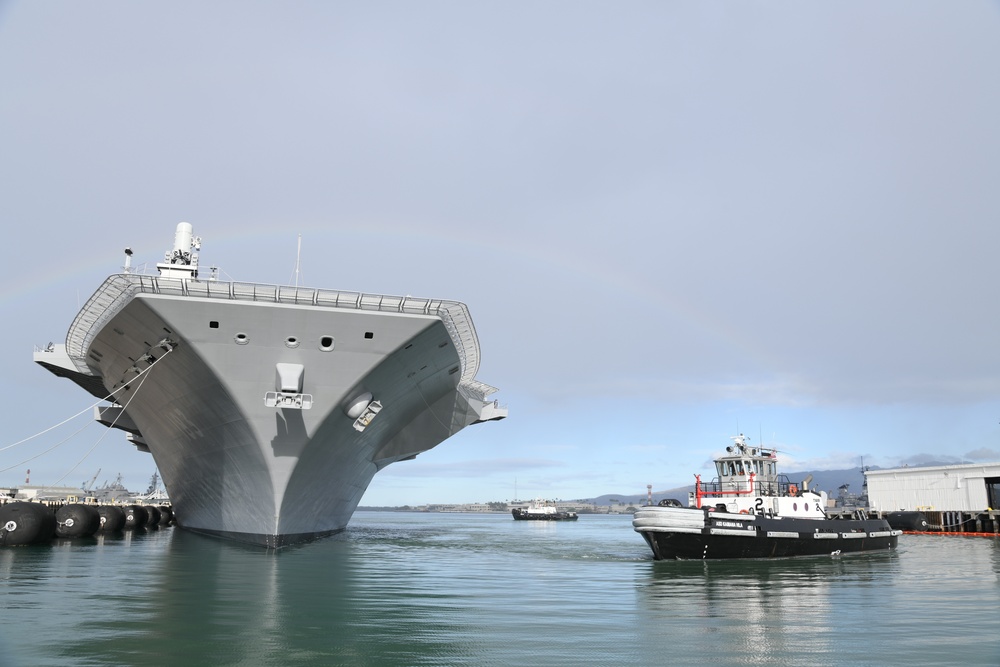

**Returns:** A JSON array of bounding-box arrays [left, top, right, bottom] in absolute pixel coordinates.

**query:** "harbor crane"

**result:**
[[82, 468, 101, 493]]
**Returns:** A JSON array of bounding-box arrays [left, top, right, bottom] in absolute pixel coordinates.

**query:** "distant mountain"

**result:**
[[578, 466, 879, 507]]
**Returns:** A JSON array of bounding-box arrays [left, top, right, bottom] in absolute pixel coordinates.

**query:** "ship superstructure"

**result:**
[[35, 223, 506, 547]]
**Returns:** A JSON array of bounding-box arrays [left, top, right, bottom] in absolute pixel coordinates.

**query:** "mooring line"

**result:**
[[0, 346, 173, 477], [50, 357, 156, 487], [0, 421, 96, 474]]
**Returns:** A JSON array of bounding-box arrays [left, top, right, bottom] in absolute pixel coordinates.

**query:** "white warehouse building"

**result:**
[[866, 462, 1000, 513]]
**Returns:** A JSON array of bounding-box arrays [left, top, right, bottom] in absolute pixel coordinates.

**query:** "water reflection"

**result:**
[[37, 523, 506, 666], [56, 530, 339, 666], [635, 551, 901, 666], [1, 517, 998, 666]]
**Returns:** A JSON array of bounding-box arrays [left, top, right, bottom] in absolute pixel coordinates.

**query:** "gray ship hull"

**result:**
[[37, 272, 504, 548]]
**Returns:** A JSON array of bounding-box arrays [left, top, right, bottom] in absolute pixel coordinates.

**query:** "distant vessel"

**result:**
[[35, 223, 506, 547], [633, 434, 899, 559], [512, 499, 578, 521]]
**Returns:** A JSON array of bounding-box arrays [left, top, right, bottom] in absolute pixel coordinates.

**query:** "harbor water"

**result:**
[[0, 511, 997, 667]]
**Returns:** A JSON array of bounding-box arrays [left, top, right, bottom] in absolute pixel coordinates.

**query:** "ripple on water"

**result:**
[[0, 514, 997, 666]]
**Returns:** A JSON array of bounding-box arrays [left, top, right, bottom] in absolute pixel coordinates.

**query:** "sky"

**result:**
[[1, 1, 999, 506]]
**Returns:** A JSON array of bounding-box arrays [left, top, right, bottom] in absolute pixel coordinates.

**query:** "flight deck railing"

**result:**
[[65, 274, 494, 400]]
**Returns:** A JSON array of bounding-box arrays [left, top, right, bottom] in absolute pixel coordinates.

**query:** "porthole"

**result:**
[[364, 332, 374, 339], [209, 321, 219, 329], [285, 336, 300, 349], [234, 332, 250, 345], [319, 336, 335, 351]]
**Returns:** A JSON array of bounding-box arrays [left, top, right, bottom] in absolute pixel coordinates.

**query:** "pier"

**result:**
[[904, 509, 1000, 536], [828, 508, 1000, 536]]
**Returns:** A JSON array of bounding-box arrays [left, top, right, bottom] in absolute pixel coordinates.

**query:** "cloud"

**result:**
[[4, 2, 1000, 507], [781, 453, 867, 473], [964, 448, 1000, 462], [897, 453, 966, 467]]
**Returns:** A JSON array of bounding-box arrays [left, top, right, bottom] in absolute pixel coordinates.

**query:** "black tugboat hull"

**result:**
[[634, 508, 899, 560], [639, 527, 899, 560]]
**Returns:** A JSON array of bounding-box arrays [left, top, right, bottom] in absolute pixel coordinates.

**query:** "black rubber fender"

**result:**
[[0, 503, 56, 546], [157, 506, 174, 525], [96, 505, 126, 532], [122, 505, 149, 530], [885, 511, 929, 531], [54, 504, 101, 538], [145, 505, 161, 528]]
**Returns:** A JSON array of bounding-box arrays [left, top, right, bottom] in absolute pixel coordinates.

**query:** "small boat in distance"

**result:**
[[633, 434, 900, 559], [512, 499, 578, 521]]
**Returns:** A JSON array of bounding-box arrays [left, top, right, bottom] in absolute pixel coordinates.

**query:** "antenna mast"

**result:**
[[294, 234, 302, 287]]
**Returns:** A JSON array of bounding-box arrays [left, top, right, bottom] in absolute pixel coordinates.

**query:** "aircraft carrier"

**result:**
[[35, 223, 506, 547]]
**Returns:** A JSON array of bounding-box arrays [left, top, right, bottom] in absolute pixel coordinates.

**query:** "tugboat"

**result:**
[[633, 434, 900, 559], [511, 499, 578, 521]]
